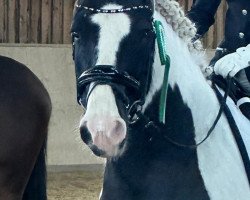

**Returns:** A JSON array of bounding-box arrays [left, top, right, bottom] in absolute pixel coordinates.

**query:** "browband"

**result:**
[[75, 4, 152, 14]]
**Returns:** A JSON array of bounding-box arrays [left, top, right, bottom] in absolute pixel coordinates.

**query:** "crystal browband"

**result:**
[[75, 4, 152, 14]]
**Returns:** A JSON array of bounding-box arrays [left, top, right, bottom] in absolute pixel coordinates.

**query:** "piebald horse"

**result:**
[[0, 55, 51, 200], [71, 0, 250, 199]]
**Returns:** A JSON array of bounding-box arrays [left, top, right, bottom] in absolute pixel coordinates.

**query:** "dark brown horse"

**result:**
[[0, 55, 51, 200]]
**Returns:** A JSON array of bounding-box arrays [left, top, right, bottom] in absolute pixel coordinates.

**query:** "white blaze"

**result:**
[[91, 4, 131, 66], [79, 4, 132, 156], [82, 85, 121, 120], [80, 84, 127, 157], [80, 4, 131, 128]]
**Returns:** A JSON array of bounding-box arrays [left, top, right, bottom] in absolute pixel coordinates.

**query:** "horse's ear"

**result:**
[[73, 0, 79, 15], [75, 0, 80, 6], [73, 0, 83, 13], [75, 0, 84, 7], [74, 0, 79, 9]]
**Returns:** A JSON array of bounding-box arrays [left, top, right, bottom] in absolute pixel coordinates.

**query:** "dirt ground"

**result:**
[[47, 171, 103, 200]]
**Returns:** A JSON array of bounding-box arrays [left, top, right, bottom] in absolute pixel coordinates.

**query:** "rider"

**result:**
[[187, 0, 250, 120]]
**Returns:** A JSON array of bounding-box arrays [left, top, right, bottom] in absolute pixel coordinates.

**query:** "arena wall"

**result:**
[[0, 44, 214, 169], [0, 44, 104, 168]]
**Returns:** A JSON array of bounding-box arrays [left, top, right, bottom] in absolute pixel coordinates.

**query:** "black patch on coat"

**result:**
[[101, 85, 210, 200]]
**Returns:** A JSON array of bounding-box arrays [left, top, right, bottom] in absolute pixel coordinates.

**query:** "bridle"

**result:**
[[72, 3, 155, 124], [77, 65, 146, 123], [71, 2, 229, 149]]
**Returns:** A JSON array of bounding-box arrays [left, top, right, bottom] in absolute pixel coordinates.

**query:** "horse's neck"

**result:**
[[145, 12, 221, 140]]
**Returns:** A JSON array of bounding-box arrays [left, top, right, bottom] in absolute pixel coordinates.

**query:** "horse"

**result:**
[[0, 55, 51, 200], [71, 0, 250, 199]]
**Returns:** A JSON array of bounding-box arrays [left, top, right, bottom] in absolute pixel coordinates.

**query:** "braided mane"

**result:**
[[155, 0, 203, 52], [155, 0, 208, 73]]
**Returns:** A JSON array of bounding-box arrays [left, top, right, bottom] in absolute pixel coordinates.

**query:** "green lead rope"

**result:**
[[154, 20, 171, 124]]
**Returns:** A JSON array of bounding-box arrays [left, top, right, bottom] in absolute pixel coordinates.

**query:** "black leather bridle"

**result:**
[[77, 65, 146, 123], [72, 3, 155, 123]]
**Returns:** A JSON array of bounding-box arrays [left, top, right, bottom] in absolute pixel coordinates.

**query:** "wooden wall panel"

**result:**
[[52, 0, 63, 43], [0, 0, 227, 48], [30, 0, 41, 43], [0, 0, 5, 42], [19, 0, 30, 43], [178, 0, 187, 10], [7, 0, 17, 43], [181, 0, 226, 49], [1, 0, 8, 43], [63, 0, 75, 43], [215, 2, 227, 45], [41, 0, 52, 44]]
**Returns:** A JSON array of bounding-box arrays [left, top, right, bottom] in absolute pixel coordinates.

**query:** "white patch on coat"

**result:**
[[80, 85, 121, 126], [80, 84, 127, 157], [79, 4, 131, 149], [146, 12, 250, 199], [91, 4, 131, 66]]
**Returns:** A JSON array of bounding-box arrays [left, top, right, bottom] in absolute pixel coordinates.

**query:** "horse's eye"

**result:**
[[71, 32, 80, 40]]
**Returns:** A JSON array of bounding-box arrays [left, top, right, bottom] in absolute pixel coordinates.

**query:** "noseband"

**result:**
[[73, 3, 155, 123]]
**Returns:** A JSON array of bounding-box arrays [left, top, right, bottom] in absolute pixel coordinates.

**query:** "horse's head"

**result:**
[[71, 0, 155, 157]]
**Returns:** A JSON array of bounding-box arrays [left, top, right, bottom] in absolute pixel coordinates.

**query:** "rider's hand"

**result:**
[[214, 44, 250, 78]]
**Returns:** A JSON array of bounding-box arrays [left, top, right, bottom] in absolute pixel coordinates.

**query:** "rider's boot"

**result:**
[[237, 97, 250, 120]]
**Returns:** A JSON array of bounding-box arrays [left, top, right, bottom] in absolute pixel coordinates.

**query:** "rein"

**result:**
[[132, 75, 231, 149], [161, 76, 231, 148], [150, 21, 228, 148]]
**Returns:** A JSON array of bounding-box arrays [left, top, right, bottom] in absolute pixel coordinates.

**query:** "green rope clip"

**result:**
[[154, 20, 171, 124]]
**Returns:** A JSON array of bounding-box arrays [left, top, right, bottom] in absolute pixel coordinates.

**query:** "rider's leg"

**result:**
[[237, 97, 250, 120]]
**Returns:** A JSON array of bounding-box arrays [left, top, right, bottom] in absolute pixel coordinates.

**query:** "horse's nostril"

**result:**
[[80, 120, 88, 133], [114, 120, 126, 135], [79, 120, 93, 144], [108, 119, 126, 144], [80, 116, 127, 153]]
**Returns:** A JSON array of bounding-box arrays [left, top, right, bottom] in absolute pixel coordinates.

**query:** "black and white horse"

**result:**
[[71, 0, 250, 199], [0, 55, 51, 200]]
